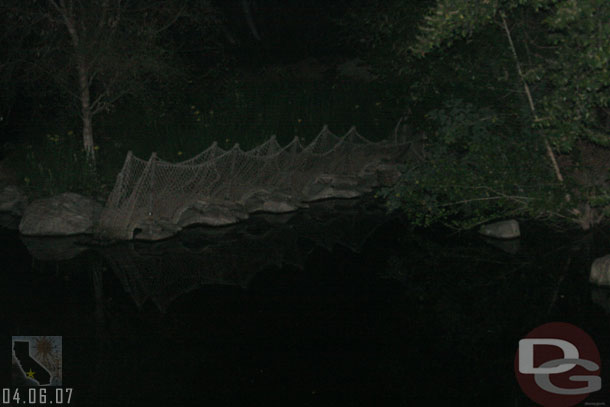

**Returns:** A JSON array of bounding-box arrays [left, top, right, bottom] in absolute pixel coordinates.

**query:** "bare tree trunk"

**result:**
[[500, 14, 600, 227], [76, 58, 95, 161], [241, 0, 261, 41], [501, 14, 563, 183], [51, 0, 96, 162], [220, 24, 237, 45]]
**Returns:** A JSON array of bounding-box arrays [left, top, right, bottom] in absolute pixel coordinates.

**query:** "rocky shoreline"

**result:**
[[4, 182, 610, 288]]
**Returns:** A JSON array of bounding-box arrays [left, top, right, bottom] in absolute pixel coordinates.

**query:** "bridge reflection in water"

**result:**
[[22, 197, 399, 313]]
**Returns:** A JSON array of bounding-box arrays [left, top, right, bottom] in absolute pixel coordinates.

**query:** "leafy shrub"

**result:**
[[381, 99, 564, 229]]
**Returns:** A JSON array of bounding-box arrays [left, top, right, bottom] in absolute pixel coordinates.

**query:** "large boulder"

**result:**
[[133, 218, 182, 241], [479, 219, 520, 239], [177, 201, 249, 228], [19, 193, 103, 236], [0, 185, 28, 215], [375, 164, 401, 187], [590, 255, 610, 287], [303, 183, 362, 201], [241, 190, 305, 214], [591, 287, 610, 313], [302, 174, 368, 202]]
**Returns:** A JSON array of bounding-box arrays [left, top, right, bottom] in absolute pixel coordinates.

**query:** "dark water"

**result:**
[[1, 197, 610, 406]]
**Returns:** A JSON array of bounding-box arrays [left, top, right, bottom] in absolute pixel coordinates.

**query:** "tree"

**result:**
[[410, 0, 610, 227], [4, 0, 215, 162], [410, 0, 609, 163], [240, 0, 261, 41], [345, 0, 609, 228]]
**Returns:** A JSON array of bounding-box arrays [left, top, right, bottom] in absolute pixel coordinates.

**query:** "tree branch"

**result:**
[[436, 194, 532, 208], [152, 4, 187, 34], [500, 13, 565, 184]]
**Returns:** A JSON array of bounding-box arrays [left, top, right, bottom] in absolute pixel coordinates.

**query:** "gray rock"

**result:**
[[133, 218, 182, 241], [358, 171, 379, 189], [479, 219, 520, 239], [177, 201, 249, 228], [590, 255, 610, 286], [375, 164, 401, 187], [19, 193, 103, 236], [0, 185, 28, 215], [241, 190, 303, 213], [591, 287, 610, 313], [302, 174, 367, 202], [302, 183, 362, 202], [315, 174, 361, 188]]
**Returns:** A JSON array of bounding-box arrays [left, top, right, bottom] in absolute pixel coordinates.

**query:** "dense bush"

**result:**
[[344, 0, 610, 229], [380, 99, 565, 229]]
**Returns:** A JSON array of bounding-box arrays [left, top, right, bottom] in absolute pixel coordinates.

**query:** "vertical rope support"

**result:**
[[148, 152, 158, 216], [225, 144, 239, 200], [114, 150, 131, 205]]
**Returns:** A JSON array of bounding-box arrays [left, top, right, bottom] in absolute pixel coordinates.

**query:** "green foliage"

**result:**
[[409, 0, 556, 56], [0, 0, 220, 162], [425, 99, 499, 149], [11, 132, 103, 199], [347, 0, 609, 228], [381, 99, 562, 229], [589, 192, 610, 219], [411, 0, 505, 56], [338, 0, 433, 66], [538, 0, 610, 150], [409, 0, 609, 151]]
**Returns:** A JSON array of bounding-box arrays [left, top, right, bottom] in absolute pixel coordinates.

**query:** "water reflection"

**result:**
[[7, 203, 610, 405], [21, 198, 397, 313]]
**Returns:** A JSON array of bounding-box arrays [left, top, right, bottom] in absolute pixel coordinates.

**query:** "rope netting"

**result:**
[[97, 125, 408, 240], [100, 200, 396, 312]]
